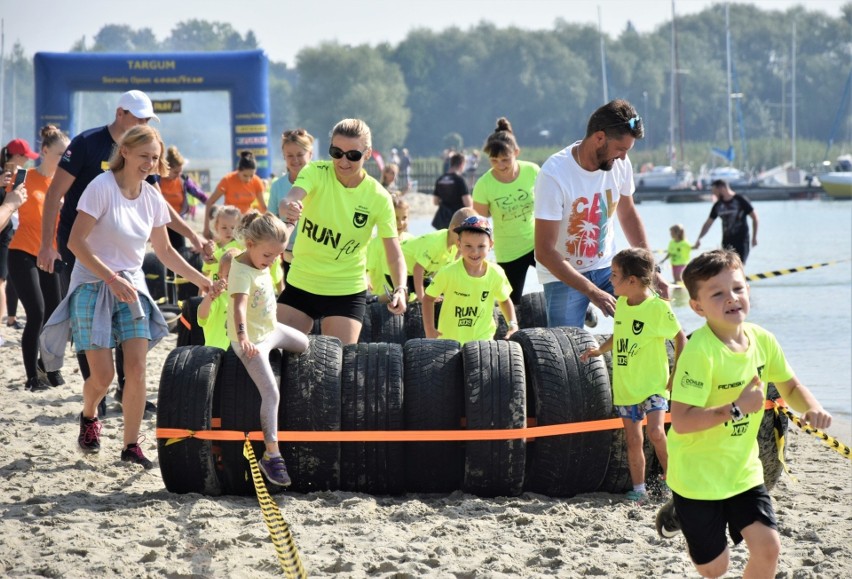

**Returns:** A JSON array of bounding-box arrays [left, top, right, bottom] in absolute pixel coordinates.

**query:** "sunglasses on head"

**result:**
[[328, 145, 366, 162], [460, 216, 491, 229], [604, 116, 642, 131]]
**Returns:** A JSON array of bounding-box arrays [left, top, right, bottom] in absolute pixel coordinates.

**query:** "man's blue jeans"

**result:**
[[543, 266, 613, 328]]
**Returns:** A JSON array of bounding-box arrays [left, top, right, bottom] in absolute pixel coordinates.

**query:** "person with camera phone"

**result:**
[[1, 138, 38, 333], [7, 126, 70, 391]]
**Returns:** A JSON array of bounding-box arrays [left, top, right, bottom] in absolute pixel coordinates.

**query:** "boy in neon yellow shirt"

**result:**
[[658, 249, 832, 579], [402, 207, 477, 302], [423, 216, 517, 345]]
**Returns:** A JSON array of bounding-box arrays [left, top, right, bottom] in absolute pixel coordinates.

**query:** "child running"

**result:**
[[227, 213, 309, 487], [202, 205, 242, 286], [659, 224, 691, 282], [422, 215, 517, 345], [581, 248, 686, 502], [658, 249, 832, 578]]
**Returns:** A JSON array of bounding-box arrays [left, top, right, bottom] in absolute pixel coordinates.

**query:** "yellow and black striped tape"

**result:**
[[778, 407, 851, 459], [243, 439, 307, 578], [746, 259, 850, 281]]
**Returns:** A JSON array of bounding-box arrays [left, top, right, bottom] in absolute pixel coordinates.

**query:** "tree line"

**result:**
[[2, 4, 850, 170]]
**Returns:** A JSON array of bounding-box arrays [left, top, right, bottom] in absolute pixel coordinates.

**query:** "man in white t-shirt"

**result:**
[[534, 99, 669, 327]]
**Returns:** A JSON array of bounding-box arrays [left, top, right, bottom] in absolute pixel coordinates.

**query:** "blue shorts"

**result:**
[[544, 266, 613, 328], [70, 282, 152, 351], [616, 394, 669, 422]]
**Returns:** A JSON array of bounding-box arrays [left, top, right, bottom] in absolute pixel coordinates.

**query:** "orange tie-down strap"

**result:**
[[157, 399, 785, 444]]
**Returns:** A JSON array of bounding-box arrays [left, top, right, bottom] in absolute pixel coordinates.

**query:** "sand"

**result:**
[[1, 200, 850, 578]]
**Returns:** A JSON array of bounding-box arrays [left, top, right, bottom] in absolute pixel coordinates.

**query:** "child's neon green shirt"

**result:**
[[667, 239, 692, 266], [611, 294, 681, 405], [198, 294, 229, 350], [425, 259, 511, 345], [667, 322, 793, 500]]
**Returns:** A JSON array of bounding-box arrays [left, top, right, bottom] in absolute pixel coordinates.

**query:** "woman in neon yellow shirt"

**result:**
[[472, 117, 538, 305], [278, 119, 407, 344]]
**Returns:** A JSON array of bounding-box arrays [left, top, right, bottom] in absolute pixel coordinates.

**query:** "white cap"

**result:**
[[117, 90, 160, 122]]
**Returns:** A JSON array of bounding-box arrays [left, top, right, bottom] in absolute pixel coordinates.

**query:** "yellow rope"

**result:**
[[243, 439, 307, 578]]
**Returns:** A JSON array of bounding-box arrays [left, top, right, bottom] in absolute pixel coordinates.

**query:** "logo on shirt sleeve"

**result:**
[[680, 371, 704, 389]]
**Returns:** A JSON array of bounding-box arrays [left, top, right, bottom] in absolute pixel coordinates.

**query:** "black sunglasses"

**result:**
[[328, 145, 367, 162]]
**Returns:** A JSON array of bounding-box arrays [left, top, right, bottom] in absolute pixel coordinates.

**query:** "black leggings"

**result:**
[[8, 249, 62, 380], [0, 224, 19, 318], [498, 249, 536, 305]]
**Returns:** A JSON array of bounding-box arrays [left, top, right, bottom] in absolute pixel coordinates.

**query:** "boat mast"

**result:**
[[726, 2, 733, 156], [599, 6, 608, 103], [791, 20, 797, 168], [669, 0, 677, 166]]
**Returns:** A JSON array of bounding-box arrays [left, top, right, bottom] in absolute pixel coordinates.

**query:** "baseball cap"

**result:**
[[5, 138, 39, 160], [453, 216, 493, 238], [117, 90, 160, 122]]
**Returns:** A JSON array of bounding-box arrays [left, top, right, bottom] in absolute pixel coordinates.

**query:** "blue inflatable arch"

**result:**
[[33, 50, 271, 178]]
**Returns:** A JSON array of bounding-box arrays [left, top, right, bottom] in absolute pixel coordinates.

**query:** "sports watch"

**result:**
[[730, 402, 745, 422]]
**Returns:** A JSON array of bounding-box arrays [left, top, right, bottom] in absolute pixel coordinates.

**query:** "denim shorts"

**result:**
[[616, 394, 669, 422], [70, 282, 151, 351]]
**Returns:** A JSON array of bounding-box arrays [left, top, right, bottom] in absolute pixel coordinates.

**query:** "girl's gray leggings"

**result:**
[[232, 322, 309, 444]]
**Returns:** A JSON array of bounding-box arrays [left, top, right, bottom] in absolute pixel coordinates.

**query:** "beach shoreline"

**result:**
[[1, 321, 850, 578]]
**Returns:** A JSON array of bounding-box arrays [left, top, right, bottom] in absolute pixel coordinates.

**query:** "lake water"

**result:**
[[409, 199, 852, 421]]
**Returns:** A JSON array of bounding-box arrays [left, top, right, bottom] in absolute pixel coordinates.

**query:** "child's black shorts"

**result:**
[[673, 484, 777, 565], [277, 282, 367, 323]]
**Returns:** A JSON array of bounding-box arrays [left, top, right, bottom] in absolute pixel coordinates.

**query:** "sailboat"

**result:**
[[702, 2, 751, 188], [634, 0, 695, 193]]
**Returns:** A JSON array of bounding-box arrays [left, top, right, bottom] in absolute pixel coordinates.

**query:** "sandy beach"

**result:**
[[0, 317, 850, 578], [2, 197, 851, 578]]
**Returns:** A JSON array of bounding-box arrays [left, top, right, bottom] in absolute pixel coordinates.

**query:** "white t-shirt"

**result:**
[[76, 171, 171, 272], [534, 142, 635, 284]]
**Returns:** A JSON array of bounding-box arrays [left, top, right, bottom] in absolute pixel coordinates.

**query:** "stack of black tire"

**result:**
[[158, 294, 787, 498]]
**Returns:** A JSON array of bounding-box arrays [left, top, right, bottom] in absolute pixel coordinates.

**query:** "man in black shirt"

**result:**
[[431, 152, 471, 230], [694, 179, 759, 264]]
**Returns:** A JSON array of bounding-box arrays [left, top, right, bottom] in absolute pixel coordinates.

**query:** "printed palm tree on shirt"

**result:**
[[579, 220, 600, 257]]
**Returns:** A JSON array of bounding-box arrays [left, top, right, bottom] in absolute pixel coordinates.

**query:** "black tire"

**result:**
[[369, 301, 406, 345], [175, 246, 204, 302], [462, 340, 526, 497], [157, 346, 223, 496], [216, 348, 286, 496], [518, 292, 547, 329], [403, 300, 425, 341], [340, 343, 405, 495], [280, 336, 343, 493], [176, 296, 206, 347], [403, 339, 464, 492], [493, 307, 509, 340], [142, 252, 167, 302], [760, 384, 788, 491], [357, 305, 373, 343], [517, 327, 612, 496], [158, 303, 182, 333]]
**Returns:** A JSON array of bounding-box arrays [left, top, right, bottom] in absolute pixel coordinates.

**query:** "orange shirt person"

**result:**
[[203, 150, 266, 238]]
